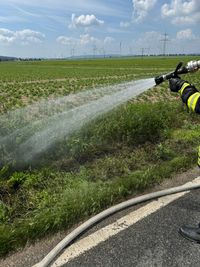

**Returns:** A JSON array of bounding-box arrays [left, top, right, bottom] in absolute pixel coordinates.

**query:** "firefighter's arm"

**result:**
[[169, 78, 200, 113]]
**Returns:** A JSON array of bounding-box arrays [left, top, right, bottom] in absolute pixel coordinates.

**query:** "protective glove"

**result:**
[[169, 77, 186, 92]]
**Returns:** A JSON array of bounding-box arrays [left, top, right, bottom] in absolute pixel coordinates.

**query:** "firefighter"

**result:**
[[169, 77, 200, 243]]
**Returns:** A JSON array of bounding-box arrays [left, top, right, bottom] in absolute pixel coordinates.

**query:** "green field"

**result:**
[[1, 56, 199, 112], [0, 56, 200, 256]]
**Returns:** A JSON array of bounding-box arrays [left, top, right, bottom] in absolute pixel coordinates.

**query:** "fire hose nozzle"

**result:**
[[155, 60, 200, 86], [186, 60, 200, 72], [155, 75, 164, 85]]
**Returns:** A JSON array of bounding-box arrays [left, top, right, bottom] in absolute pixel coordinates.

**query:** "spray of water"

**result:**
[[0, 78, 155, 167]]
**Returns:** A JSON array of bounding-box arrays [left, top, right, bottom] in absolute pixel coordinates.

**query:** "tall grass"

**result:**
[[0, 100, 199, 256]]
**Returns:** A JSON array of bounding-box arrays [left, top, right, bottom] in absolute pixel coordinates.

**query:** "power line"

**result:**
[[120, 41, 122, 56], [141, 48, 145, 57], [92, 41, 98, 58], [140, 47, 149, 57], [160, 32, 170, 56], [71, 47, 75, 58]]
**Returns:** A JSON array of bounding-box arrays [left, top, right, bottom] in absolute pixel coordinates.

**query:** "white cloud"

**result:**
[[56, 36, 77, 45], [132, 0, 157, 22], [79, 33, 99, 45], [69, 14, 104, 29], [120, 21, 131, 28], [15, 29, 45, 44], [57, 34, 114, 48], [104, 36, 114, 44], [161, 0, 200, 25], [57, 34, 99, 46], [0, 28, 14, 36], [0, 28, 45, 45], [131, 31, 163, 54], [136, 31, 162, 44], [176, 28, 196, 40]]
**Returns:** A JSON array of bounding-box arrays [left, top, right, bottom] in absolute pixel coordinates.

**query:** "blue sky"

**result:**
[[0, 0, 200, 58]]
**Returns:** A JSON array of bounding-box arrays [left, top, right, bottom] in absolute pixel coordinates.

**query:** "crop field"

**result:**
[[0, 56, 200, 256], [1, 56, 199, 112]]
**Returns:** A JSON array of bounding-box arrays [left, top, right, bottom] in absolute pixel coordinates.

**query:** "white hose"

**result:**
[[33, 181, 200, 267]]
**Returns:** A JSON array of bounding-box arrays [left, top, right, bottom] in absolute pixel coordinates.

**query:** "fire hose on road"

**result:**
[[33, 179, 200, 267]]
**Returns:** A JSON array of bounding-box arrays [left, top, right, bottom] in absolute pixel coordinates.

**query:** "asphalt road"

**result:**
[[60, 188, 200, 267]]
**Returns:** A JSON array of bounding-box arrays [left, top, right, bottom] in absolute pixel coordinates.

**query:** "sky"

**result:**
[[0, 0, 200, 58]]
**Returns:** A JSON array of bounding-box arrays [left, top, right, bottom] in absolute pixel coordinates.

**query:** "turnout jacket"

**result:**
[[179, 82, 200, 113], [178, 82, 200, 167]]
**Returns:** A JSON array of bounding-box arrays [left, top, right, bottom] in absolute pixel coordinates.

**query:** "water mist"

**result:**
[[0, 78, 155, 168]]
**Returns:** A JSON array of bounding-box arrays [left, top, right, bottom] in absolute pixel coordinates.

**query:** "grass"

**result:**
[[0, 56, 200, 256]]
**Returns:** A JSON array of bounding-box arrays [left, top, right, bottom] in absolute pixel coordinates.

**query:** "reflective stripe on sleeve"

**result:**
[[187, 92, 200, 112], [179, 82, 190, 95]]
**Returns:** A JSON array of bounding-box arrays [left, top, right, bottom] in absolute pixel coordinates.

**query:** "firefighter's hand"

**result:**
[[169, 78, 185, 92]]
